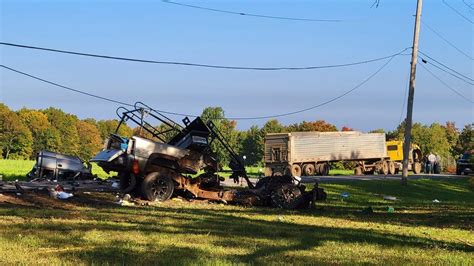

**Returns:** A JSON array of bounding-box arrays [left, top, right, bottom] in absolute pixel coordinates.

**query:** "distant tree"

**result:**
[[444, 121, 460, 157], [0, 104, 33, 159], [96, 119, 133, 140], [261, 119, 285, 134], [370, 129, 385, 133], [341, 126, 353, 131], [288, 120, 337, 132], [457, 124, 473, 154], [76, 120, 103, 160], [200, 107, 239, 168], [240, 125, 264, 165], [42, 107, 80, 156], [17, 108, 61, 158]]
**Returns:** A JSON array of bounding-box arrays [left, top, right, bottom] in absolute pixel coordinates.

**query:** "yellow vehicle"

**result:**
[[386, 141, 422, 174]]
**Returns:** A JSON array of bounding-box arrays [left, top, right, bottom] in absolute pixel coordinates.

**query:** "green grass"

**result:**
[[0, 159, 116, 181], [0, 177, 473, 264]]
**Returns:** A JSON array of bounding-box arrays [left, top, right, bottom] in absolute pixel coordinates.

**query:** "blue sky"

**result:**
[[0, 0, 472, 131]]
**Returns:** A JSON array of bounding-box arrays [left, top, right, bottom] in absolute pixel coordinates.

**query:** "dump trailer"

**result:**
[[265, 131, 422, 177]]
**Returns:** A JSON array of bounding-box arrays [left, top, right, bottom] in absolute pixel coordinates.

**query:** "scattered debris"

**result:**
[[340, 192, 350, 199], [277, 215, 285, 222], [432, 199, 440, 203], [387, 206, 395, 213], [383, 195, 398, 201]]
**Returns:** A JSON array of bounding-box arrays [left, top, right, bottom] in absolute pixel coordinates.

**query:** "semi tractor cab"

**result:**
[[385, 141, 422, 174]]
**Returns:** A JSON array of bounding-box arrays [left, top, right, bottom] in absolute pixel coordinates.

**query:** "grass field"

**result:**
[[0, 175, 473, 264], [0, 160, 351, 181]]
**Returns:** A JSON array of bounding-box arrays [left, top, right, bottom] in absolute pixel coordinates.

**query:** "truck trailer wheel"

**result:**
[[354, 167, 363, 176], [379, 161, 389, 175], [303, 164, 316, 176], [412, 162, 422, 174], [320, 163, 330, 176], [388, 161, 396, 175], [291, 164, 302, 177], [141, 172, 175, 201]]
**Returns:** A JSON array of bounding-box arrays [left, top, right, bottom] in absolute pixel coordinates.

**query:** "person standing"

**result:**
[[434, 153, 442, 174], [428, 152, 436, 174]]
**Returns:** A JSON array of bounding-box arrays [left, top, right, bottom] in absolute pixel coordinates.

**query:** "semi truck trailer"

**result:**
[[264, 131, 422, 177]]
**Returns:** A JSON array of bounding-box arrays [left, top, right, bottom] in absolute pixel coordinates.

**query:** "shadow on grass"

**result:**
[[1, 203, 473, 264]]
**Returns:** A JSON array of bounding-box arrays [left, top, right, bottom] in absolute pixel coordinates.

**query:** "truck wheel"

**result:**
[[270, 183, 305, 209], [412, 162, 422, 174], [303, 164, 316, 176], [354, 167, 363, 176], [320, 163, 330, 176], [291, 164, 302, 177], [388, 161, 396, 175], [141, 172, 174, 201], [379, 161, 389, 175]]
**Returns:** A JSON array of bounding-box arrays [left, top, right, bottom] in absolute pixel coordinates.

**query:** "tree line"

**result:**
[[0, 103, 472, 170]]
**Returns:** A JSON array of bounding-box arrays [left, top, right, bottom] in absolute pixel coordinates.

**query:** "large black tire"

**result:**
[[270, 183, 305, 209], [354, 167, 363, 176], [141, 172, 175, 201], [303, 164, 316, 176], [320, 163, 330, 176]]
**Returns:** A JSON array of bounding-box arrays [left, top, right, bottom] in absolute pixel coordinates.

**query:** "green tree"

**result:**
[[97, 119, 133, 141], [200, 107, 239, 168], [288, 120, 337, 132], [261, 119, 286, 135], [457, 124, 473, 154], [42, 107, 80, 156], [17, 108, 61, 158], [0, 104, 33, 159], [76, 120, 103, 160], [240, 125, 264, 165]]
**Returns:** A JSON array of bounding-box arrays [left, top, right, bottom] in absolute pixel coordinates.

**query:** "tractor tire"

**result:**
[[141, 172, 175, 201], [291, 164, 302, 177], [354, 167, 363, 176], [270, 183, 305, 209], [303, 164, 316, 176], [388, 161, 396, 175], [412, 162, 422, 174], [379, 161, 389, 175], [316, 164, 323, 176]]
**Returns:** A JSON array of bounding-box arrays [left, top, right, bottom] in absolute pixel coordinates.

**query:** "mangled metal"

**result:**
[[91, 102, 326, 209]]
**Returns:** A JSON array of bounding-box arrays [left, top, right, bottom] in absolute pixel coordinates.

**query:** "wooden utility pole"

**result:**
[[402, 0, 423, 185]]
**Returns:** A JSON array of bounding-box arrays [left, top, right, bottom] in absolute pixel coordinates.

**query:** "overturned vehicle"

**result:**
[[91, 102, 326, 209]]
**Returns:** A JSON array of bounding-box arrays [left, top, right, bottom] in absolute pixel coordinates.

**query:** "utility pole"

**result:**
[[402, 0, 423, 185]]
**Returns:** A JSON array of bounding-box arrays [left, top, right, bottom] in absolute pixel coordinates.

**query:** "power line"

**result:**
[[443, 0, 474, 24], [419, 63, 473, 103], [419, 51, 474, 82], [0, 42, 408, 71], [161, 0, 341, 22], [0, 56, 396, 120], [421, 21, 473, 60], [420, 58, 474, 85], [463, 0, 474, 10]]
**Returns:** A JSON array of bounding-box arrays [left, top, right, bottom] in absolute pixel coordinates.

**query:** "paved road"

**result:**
[[222, 173, 463, 187]]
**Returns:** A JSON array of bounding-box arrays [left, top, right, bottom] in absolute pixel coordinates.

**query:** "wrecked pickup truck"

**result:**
[[27, 150, 93, 181], [91, 102, 326, 209]]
